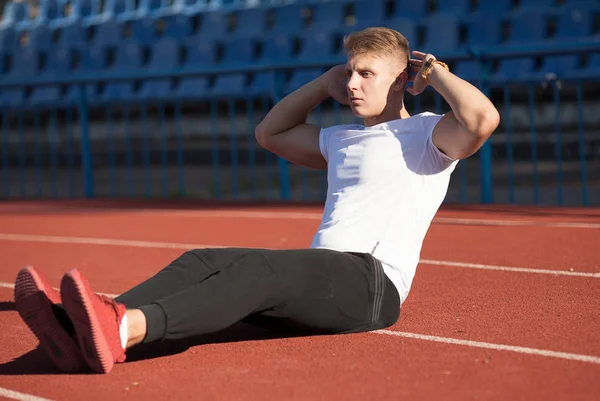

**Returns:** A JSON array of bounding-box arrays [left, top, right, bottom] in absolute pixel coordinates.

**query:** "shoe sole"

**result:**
[[61, 270, 114, 374], [14, 266, 85, 373]]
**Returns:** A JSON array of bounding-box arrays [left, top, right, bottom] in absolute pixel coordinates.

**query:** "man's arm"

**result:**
[[255, 66, 347, 170], [409, 51, 500, 160]]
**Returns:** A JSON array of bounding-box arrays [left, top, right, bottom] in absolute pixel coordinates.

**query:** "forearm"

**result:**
[[255, 76, 330, 140], [427, 64, 498, 134]]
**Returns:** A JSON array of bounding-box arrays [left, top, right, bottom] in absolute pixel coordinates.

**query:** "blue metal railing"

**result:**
[[1, 41, 599, 205]]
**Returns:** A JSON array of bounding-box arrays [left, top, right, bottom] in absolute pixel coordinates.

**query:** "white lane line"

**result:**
[[3, 279, 599, 366], [0, 233, 223, 251], [3, 206, 600, 228], [420, 259, 600, 278], [1, 233, 598, 278], [374, 330, 600, 365], [434, 217, 600, 229], [0, 282, 15, 290], [0, 387, 54, 401]]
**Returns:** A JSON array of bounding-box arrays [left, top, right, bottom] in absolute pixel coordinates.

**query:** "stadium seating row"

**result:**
[[2, 1, 598, 54], [2, 0, 599, 38], [2, 0, 600, 30], [1, 0, 599, 107], [1, 32, 599, 108]]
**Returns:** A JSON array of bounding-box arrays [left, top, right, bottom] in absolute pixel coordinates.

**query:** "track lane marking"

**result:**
[[374, 330, 600, 365], [1, 207, 599, 228], [0, 388, 54, 401], [0, 233, 598, 278], [2, 282, 598, 366]]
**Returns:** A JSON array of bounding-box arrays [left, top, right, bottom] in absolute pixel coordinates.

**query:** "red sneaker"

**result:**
[[14, 266, 86, 372], [60, 269, 126, 374]]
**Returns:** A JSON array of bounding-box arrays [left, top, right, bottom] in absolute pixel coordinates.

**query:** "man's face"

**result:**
[[345, 52, 406, 123]]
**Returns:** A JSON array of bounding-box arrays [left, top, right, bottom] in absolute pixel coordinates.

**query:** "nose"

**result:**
[[347, 72, 359, 93]]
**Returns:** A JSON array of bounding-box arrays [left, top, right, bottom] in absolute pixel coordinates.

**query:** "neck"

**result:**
[[363, 103, 410, 127]]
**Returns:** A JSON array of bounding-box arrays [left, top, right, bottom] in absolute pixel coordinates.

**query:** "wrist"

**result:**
[[421, 60, 449, 85]]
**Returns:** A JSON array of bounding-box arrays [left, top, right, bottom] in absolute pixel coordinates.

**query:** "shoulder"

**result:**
[[385, 112, 444, 132]]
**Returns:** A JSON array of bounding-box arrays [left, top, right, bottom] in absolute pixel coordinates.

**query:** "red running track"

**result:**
[[0, 200, 599, 401]]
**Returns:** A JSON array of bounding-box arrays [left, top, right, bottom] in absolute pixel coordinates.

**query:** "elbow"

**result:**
[[474, 108, 500, 140]]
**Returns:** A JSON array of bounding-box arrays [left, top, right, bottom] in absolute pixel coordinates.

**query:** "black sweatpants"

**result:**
[[115, 248, 400, 343]]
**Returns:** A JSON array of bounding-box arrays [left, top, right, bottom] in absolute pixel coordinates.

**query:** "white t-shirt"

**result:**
[[309, 112, 458, 304]]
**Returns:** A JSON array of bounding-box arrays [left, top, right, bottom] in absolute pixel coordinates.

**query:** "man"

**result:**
[[14, 27, 499, 374]]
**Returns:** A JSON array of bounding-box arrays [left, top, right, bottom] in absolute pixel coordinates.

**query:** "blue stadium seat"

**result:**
[[40, 47, 72, 79], [463, 12, 502, 49], [391, 0, 428, 20], [182, 39, 216, 68], [222, 37, 256, 64], [476, 0, 512, 15], [77, 46, 107, 72], [126, 0, 168, 44], [66, 48, 105, 105], [0, 1, 30, 31], [76, 0, 97, 20], [135, 0, 164, 18], [515, 0, 557, 10], [24, 25, 54, 51], [352, 0, 387, 30], [0, 87, 27, 108], [552, 52, 599, 79], [552, 4, 595, 42], [107, 40, 145, 72], [112, 0, 140, 22], [91, 18, 124, 47], [249, 71, 277, 96], [210, 74, 249, 97], [523, 55, 580, 80], [436, 0, 472, 15], [383, 18, 417, 48], [490, 58, 536, 82], [65, 84, 99, 105], [2, 43, 38, 107], [420, 14, 460, 54], [269, 4, 305, 35], [308, 1, 346, 32], [151, 0, 181, 18], [259, 34, 294, 63], [175, 77, 210, 99], [212, 38, 256, 97], [505, 8, 548, 44], [30, 0, 62, 29], [192, 10, 229, 40], [286, 68, 323, 93], [163, 13, 194, 39], [99, 41, 145, 102], [296, 31, 337, 62], [0, 26, 18, 52], [231, 7, 267, 38], [453, 60, 484, 82], [30, 85, 64, 106], [249, 35, 294, 96], [138, 38, 181, 100], [78, 0, 107, 26], [4, 45, 38, 80], [563, 0, 599, 4], [56, 22, 88, 50], [129, 16, 161, 45], [180, 0, 211, 15], [174, 39, 216, 99]]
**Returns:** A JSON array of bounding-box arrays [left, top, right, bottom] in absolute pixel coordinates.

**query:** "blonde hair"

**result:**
[[343, 27, 410, 71]]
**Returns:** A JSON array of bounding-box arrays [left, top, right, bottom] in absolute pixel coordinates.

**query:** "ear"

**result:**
[[393, 71, 408, 92]]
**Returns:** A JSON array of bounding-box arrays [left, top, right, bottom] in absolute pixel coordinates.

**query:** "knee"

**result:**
[[379, 307, 400, 328]]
